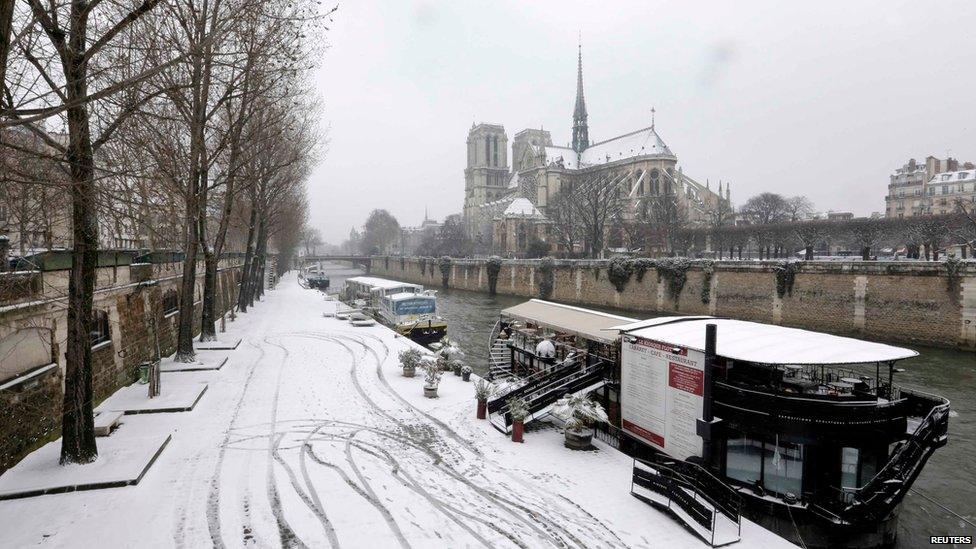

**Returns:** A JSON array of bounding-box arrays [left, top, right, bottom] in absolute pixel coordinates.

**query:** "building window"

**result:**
[[960, 173, 969, 180], [90, 310, 111, 347], [485, 137, 490, 167], [493, 136, 499, 167], [163, 289, 179, 315]]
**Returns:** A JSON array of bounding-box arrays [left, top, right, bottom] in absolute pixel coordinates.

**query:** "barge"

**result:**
[[344, 276, 447, 346], [486, 300, 949, 548]]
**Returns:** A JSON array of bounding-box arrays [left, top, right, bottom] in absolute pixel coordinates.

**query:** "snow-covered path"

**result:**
[[0, 274, 792, 548]]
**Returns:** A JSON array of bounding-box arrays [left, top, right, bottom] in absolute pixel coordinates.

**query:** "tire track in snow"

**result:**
[[205, 339, 267, 548]]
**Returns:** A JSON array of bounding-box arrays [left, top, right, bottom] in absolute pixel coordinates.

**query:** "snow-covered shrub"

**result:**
[[422, 359, 442, 389], [538, 257, 555, 299], [439, 256, 452, 288], [507, 396, 530, 422], [552, 393, 608, 433], [474, 379, 494, 402], [399, 348, 423, 371], [487, 256, 502, 295], [607, 257, 632, 292]]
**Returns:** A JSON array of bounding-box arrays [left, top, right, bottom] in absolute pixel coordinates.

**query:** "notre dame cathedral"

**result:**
[[462, 45, 731, 257]]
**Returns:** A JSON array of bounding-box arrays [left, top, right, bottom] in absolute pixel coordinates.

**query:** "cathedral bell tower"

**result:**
[[572, 42, 589, 153]]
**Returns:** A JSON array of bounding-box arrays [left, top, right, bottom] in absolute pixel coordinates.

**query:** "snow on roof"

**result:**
[[541, 146, 578, 169], [613, 316, 918, 365], [930, 169, 976, 183], [387, 291, 434, 301], [580, 126, 673, 167], [502, 198, 542, 217], [507, 171, 520, 189], [502, 299, 636, 344], [346, 276, 423, 290]]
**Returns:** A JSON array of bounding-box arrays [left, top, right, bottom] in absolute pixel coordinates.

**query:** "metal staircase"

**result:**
[[486, 320, 513, 381], [631, 456, 742, 547], [814, 387, 950, 525], [487, 356, 609, 434]]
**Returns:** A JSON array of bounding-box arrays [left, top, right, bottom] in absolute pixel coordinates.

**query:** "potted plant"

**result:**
[[552, 393, 608, 450], [461, 365, 472, 382], [422, 359, 442, 398], [399, 348, 422, 378], [508, 396, 529, 443], [474, 379, 493, 419], [436, 339, 464, 372]]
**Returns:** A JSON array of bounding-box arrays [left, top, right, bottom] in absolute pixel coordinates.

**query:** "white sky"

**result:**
[[307, 0, 976, 244]]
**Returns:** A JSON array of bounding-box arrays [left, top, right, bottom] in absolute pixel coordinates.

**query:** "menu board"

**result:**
[[620, 336, 704, 461]]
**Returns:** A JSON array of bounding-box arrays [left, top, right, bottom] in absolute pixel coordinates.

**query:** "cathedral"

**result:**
[[462, 45, 731, 257]]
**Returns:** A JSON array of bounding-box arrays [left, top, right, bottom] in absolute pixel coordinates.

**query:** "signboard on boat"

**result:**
[[620, 336, 704, 461]]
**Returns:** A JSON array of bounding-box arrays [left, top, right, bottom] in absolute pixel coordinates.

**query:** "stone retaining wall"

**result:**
[[371, 257, 976, 351], [0, 259, 242, 473]]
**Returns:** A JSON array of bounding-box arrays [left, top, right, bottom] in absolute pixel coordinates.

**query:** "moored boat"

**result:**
[[486, 299, 949, 548], [344, 276, 447, 345]]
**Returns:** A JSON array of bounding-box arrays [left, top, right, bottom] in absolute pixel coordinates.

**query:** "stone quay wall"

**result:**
[[370, 256, 976, 352], [0, 257, 243, 473]]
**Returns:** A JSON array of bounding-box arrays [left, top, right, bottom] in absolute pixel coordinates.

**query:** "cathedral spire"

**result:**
[[572, 38, 589, 153]]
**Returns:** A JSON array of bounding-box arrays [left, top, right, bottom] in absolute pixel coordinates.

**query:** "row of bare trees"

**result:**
[[683, 211, 975, 261], [1, 0, 329, 465]]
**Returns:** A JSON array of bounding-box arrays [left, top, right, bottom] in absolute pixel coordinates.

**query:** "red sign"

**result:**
[[623, 419, 665, 447], [668, 362, 704, 396], [633, 337, 687, 356]]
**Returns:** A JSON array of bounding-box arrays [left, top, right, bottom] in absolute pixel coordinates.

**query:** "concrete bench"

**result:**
[[93, 410, 124, 437]]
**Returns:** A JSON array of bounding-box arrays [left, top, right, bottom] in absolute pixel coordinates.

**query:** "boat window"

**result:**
[[840, 447, 859, 488], [763, 438, 804, 496], [726, 435, 762, 485], [841, 446, 879, 488]]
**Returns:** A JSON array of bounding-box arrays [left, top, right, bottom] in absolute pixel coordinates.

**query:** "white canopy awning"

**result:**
[[501, 299, 635, 344], [613, 316, 918, 365]]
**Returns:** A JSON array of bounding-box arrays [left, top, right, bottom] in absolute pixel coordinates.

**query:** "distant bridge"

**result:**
[[301, 254, 372, 273]]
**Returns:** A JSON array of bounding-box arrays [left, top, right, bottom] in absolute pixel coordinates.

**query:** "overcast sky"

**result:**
[[307, 0, 976, 244]]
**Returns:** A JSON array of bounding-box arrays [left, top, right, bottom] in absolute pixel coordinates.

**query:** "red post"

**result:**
[[512, 420, 524, 443], [477, 399, 487, 419]]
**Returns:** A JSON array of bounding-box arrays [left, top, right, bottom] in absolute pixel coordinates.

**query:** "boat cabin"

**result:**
[[614, 316, 950, 548], [344, 276, 422, 304]]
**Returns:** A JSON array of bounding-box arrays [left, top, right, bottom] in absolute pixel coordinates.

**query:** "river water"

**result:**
[[319, 264, 975, 547]]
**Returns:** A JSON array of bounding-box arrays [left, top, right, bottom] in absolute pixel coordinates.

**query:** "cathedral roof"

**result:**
[[579, 126, 673, 167], [502, 198, 543, 217], [535, 126, 673, 171]]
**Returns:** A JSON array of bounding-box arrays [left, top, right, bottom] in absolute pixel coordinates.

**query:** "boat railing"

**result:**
[[631, 455, 742, 546], [815, 387, 949, 523]]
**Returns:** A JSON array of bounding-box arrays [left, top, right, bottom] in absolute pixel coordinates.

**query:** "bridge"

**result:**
[[301, 254, 373, 274]]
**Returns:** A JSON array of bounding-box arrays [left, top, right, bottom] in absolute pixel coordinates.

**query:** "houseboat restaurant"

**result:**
[[488, 300, 950, 548]]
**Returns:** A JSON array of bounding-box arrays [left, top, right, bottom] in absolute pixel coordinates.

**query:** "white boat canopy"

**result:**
[[612, 316, 918, 365], [346, 276, 422, 291], [501, 299, 636, 344]]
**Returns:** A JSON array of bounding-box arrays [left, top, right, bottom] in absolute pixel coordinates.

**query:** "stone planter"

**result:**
[[564, 428, 594, 450], [424, 385, 438, 398], [462, 371, 471, 382], [511, 419, 524, 443], [453, 365, 462, 376], [476, 399, 487, 419], [402, 366, 416, 378]]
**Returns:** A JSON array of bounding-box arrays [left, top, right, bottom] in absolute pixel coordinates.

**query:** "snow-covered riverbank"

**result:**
[[0, 273, 792, 548]]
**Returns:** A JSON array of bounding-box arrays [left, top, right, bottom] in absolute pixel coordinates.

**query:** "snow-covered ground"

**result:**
[[0, 273, 793, 548]]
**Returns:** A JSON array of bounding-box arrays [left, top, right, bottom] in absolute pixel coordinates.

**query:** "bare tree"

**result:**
[[784, 195, 814, 222], [741, 192, 789, 225], [5, 0, 169, 465]]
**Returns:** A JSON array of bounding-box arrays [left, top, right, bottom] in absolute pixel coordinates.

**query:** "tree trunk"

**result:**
[[861, 246, 870, 261], [0, 0, 14, 94], [237, 203, 258, 312], [199, 253, 219, 341], [805, 246, 814, 261], [252, 217, 268, 303], [60, 8, 98, 465]]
